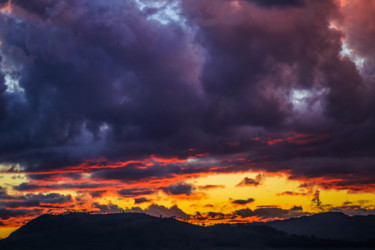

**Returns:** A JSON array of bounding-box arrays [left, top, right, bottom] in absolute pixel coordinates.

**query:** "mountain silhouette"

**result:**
[[0, 212, 374, 249], [267, 212, 375, 242]]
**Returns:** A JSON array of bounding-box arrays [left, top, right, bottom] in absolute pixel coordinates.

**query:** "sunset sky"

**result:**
[[1, 0, 375, 238]]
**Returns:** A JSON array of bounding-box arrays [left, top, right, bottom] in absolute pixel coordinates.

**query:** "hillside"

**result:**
[[268, 212, 375, 242], [0, 212, 374, 249]]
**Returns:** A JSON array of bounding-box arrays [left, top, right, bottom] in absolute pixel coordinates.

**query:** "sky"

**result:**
[[0, 0, 375, 238]]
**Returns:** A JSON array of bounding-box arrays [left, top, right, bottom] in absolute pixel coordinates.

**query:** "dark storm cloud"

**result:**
[[11, 0, 55, 17], [88, 190, 106, 198], [134, 197, 151, 204], [0, 0, 204, 171], [0, 0, 373, 192], [92, 163, 174, 181], [235, 207, 290, 219], [198, 184, 225, 190], [118, 188, 155, 197], [340, 1, 375, 59], [0, 185, 7, 194], [312, 190, 321, 206], [91, 160, 222, 182], [0, 189, 45, 225], [181, 0, 371, 125], [0, 70, 6, 123], [92, 202, 122, 213], [236, 174, 264, 187], [14, 182, 116, 191], [0, 186, 72, 209], [27, 173, 83, 181], [231, 198, 255, 205], [161, 182, 195, 196], [0, 208, 36, 220], [277, 191, 306, 196], [246, 0, 305, 8], [1, 193, 72, 209], [290, 205, 303, 211]]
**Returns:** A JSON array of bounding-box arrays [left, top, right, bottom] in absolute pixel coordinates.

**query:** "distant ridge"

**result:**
[[1, 212, 374, 249], [268, 212, 375, 242]]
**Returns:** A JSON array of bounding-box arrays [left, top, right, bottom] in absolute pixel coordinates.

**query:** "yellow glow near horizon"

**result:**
[[109, 172, 375, 215], [0, 227, 18, 239], [93, 172, 375, 217], [188, 173, 375, 213], [1, 171, 375, 239]]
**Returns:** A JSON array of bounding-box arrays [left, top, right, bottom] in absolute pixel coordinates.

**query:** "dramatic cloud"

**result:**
[[0, 0, 375, 234], [0, 0, 204, 171], [277, 191, 306, 196], [0, 0, 373, 192], [235, 206, 300, 219], [0, 208, 37, 220], [246, 0, 305, 8], [118, 188, 155, 198], [134, 198, 151, 204], [14, 182, 117, 192], [231, 198, 255, 205], [0, 186, 72, 210], [2, 193, 72, 209], [161, 182, 195, 196], [236, 174, 264, 187], [92, 202, 123, 214], [198, 185, 225, 190], [312, 190, 322, 207], [340, 0, 375, 60], [290, 206, 303, 211]]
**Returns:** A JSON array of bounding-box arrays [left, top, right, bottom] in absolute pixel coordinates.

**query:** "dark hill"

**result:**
[[2, 213, 207, 249], [0, 212, 374, 249], [267, 212, 375, 242]]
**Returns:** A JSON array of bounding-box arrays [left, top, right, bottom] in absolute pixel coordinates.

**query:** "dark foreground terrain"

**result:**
[[1, 212, 374, 249]]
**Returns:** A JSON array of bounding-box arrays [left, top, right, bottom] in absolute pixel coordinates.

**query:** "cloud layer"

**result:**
[[0, 0, 375, 231]]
